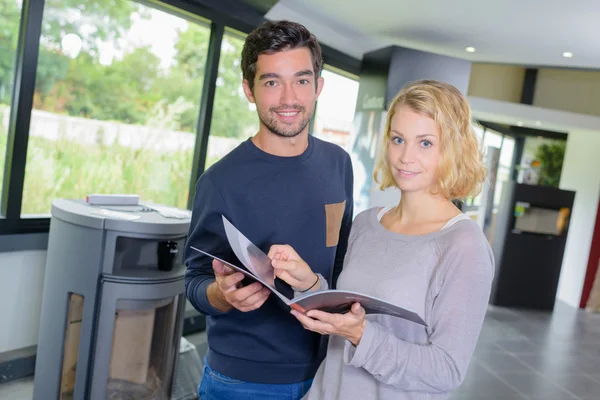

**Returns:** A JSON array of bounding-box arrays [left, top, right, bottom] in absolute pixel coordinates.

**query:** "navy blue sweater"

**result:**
[[184, 135, 354, 384]]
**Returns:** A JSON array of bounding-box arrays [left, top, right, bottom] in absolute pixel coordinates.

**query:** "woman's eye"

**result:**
[[392, 137, 404, 144], [421, 140, 432, 148]]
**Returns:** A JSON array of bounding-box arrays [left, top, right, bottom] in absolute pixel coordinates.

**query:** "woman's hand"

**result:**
[[291, 303, 366, 346], [268, 245, 318, 292]]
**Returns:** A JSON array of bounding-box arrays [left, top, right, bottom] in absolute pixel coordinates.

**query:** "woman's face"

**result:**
[[386, 105, 442, 195]]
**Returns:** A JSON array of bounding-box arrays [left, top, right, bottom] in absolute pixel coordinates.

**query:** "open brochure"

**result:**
[[190, 216, 426, 327]]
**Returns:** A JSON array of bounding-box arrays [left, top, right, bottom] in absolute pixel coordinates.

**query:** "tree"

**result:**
[[1, 0, 258, 137], [170, 28, 258, 137], [174, 23, 210, 82], [210, 35, 258, 139], [0, 0, 146, 107], [42, 0, 141, 54]]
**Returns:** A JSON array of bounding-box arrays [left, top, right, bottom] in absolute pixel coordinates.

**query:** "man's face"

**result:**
[[243, 47, 324, 138]]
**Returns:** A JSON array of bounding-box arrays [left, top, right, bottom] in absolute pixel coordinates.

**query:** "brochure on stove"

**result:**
[[190, 216, 426, 326]]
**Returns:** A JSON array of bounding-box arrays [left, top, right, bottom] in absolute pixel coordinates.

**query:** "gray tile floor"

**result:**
[[450, 302, 600, 400], [1, 302, 599, 399], [0, 332, 209, 400]]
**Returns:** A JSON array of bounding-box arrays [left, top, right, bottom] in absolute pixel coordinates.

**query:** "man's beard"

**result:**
[[258, 104, 314, 138]]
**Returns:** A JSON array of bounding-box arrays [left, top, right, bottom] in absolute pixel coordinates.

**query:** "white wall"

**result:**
[[0, 251, 47, 354], [556, 130, 600, 307], [468, 64, 526, 104], [534, 69, 600, 117]]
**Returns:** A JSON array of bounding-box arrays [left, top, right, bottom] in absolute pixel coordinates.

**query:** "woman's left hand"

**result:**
[[291, 303, 366, 346]]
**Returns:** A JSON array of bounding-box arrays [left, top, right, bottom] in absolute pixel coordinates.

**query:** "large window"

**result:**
[[205, 29, 258, 170], [312, 67, 359, 150], [0, 0, 23, 208], [204, 60, 360, 170], [21, 1, 211, 215]]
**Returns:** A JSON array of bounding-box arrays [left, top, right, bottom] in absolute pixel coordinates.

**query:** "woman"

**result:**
[[269, 79, 494, 399]]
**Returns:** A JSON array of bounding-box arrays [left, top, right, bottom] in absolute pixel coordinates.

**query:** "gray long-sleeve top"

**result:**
[[304, 207, 495, 400]]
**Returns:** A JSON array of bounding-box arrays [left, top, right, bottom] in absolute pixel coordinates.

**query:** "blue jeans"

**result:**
[[198, 360, 313, 400]]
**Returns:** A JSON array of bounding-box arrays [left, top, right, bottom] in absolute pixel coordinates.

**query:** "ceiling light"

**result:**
[[465, 47, 476, 53], [517, 121, 523, 126], [562, 52, 573, 58], [535, 121, 542, 126]]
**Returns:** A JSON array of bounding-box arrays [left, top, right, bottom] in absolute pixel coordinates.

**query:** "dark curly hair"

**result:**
[[241, 20, 323, 91]]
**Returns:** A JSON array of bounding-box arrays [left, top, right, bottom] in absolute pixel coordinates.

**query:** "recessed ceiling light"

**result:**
[[517, 121, 524, 126], [465, 47, 476, 53], [535, 121, 542, 126], [562, 52, 573, 58]]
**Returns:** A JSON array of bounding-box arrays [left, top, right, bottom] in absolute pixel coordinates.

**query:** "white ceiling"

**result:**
[[267, 0, 600, 69]]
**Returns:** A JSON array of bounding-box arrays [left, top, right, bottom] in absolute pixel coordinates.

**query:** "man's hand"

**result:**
[[207, 259, 271, 312], [268, 245, 318, 292]]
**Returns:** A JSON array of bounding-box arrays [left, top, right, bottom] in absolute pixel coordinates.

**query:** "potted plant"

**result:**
[[534, 140, 566, 187]]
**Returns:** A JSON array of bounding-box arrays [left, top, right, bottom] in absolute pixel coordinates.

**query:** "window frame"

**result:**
[[0, 0, 361, 237]]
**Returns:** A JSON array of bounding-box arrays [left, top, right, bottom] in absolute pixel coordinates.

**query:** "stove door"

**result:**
[[90, 279, 185, 400]]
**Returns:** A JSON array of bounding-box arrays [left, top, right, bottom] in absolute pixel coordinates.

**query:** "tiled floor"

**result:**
[[1, 302, 599, 399], [450, 302, 600, 400], [0, 331, 209, 400]]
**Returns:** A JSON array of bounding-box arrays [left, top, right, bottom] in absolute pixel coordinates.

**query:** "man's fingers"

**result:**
[[213, 259, 234, 276], [231, 282, 264, 303], [239, 287, 271, 308], [219, 272, 245, 291]]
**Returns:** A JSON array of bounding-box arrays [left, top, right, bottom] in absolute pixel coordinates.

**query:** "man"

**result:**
[[184, 20, 354, 399]]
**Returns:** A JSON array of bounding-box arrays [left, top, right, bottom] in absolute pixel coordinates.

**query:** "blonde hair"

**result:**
[[373, 79, 486, 200]]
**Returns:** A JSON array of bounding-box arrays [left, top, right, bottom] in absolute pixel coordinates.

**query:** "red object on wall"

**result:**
[[580, 195, 600, 308]]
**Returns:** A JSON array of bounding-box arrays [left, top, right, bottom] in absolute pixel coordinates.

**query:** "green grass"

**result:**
[[1, 104, 227, 215], [21, 135, 195, 214]]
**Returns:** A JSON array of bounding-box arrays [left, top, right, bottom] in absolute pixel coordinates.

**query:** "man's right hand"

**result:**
[[207, 259, 271, 313]]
